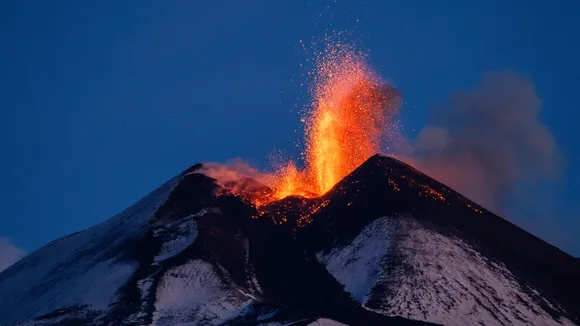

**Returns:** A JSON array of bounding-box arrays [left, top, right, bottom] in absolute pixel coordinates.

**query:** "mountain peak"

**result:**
[[0, 155, 578, 325]]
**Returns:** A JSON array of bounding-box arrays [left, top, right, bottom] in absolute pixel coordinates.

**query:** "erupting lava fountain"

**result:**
[[270, 41, 402, 202]]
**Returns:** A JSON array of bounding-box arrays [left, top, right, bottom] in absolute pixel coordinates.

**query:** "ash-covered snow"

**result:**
[[137, 277, 154, 302], [317, 217, 391, 303], [306, 319, 348, 326], [153, 217, 198, 263], [151, 259, 254, 326], [318, 215, 575, 326], [257, 321, 310, 326], [0, 176, 181, 325]]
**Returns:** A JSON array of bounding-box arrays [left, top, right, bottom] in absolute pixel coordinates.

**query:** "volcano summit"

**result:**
[[0, 154, 578, 326]]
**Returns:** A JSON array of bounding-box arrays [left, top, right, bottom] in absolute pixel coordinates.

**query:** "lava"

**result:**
[[269, 40, 400, 201], [218, 40, 403, 223]]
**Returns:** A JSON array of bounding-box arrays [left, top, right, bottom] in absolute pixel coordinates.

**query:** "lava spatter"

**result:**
[[269, 40, 401, 202]]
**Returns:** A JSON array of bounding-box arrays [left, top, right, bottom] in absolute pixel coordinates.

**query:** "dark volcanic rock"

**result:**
[[0, 154, 578, 326], [300, 155, 580, 325]]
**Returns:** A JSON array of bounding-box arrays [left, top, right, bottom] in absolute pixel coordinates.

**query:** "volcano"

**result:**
[[0, 155, 578, 326]]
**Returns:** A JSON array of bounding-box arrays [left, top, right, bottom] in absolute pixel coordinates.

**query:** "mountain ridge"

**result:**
[[0, 154, 578, 326]]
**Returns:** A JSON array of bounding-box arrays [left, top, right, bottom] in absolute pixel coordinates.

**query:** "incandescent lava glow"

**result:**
[[270, 41, 400, 201]]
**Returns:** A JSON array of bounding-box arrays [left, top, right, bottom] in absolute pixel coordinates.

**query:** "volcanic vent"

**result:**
[[242, 39, 403, 205]]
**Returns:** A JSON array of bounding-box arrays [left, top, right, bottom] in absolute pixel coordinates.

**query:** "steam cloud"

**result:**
[[0, 237, 25, 273], [200, 158, 269, 185], [415, 72, 561, 213]]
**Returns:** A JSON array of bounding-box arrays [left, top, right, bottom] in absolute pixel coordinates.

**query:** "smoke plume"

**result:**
[[415, 72, 562, 213], [0, 237, 25, 273], [200, 158, 271, 186]]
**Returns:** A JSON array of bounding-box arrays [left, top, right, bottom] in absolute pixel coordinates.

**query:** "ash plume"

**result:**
[[414, 72, 562, 213]]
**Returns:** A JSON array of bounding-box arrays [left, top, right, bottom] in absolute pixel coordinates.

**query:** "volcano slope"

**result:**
[[0, 155, 578, 326]]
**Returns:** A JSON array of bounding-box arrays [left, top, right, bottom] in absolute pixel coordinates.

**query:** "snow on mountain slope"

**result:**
[[3, 155, 578, 326], [255, 318, 347, 326], [153, 212, 199, 263], [0, 176, 182, 325], [317, 215, 575, 326], [316, 217, 391, 303], [151, 259, 254, 326], [307, 319, 348, 326]]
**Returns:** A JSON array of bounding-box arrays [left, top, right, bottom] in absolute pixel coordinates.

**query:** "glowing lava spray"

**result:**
[[271, 41, 401, 200]]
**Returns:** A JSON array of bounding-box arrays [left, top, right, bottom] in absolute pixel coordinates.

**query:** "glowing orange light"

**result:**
[[266, 39, 399, 202], [388, 179, 400, 192]]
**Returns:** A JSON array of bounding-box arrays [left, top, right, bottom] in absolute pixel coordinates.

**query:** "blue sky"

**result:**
[[0, 1, 578, 259]]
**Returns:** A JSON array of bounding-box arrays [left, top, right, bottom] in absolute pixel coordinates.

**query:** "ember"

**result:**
[[467, 204, 484, 214], [268, 39, 400, 202], [388, 179, 400, 192]]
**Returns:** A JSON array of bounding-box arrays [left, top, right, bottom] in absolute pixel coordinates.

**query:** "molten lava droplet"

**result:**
[[274, 162, 310, 199], [270, 40, 400, 201]]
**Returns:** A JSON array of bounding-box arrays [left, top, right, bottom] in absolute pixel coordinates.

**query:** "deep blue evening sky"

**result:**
[[0, 1, 578, 260]]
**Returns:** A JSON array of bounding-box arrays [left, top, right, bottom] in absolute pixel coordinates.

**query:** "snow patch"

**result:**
[[73, 259, 136, 309], [151, 259, 253, 326], [137, 276, 155, 306], [321, 215, 574, 326], [374, 218, 575, 326], [124, 276, 155, 325], [154, 217, 197, 263], [258, 321, 308, 326], [307, 319, 348, 326], [317, 217, 391, 303]]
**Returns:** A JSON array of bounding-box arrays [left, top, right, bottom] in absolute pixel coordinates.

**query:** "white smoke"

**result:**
[[198, 158, 274, 188]]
